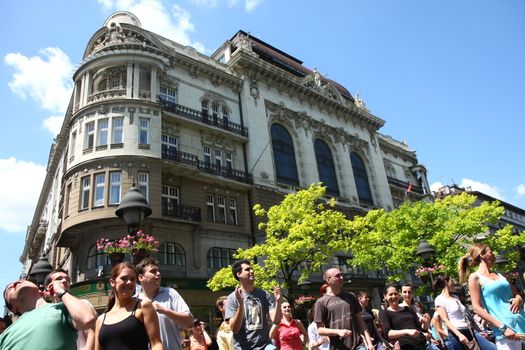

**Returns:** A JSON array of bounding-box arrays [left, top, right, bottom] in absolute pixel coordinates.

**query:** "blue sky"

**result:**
[[1, 0, 524, 293]]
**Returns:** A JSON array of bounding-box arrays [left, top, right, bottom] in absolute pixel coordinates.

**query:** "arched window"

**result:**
[[350, 152, 373, 205], [87, 244, 109, 270], [158, 242, 186, 266], [314, 139, 339, 196], [270, 124, 299, 186], [207, 247, 236, 270]]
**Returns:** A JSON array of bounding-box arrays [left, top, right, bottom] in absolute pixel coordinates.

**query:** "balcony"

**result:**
[[87, 88, 126, 103], [161, 199, 201, 222], [157, 96, 248, 137], [387, 176, 424, 195], [162, 149, 252, 184]]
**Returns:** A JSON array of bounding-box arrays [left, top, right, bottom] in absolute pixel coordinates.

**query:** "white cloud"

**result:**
[[188, 0, 219, 7], [4, 47, 73, 114], [43, 115, 64, 135], [517, 184, 525, 196], [459, 178, 505, 201], [430, 181, 444, 193], [245, 0, 262, 12], [0, 158, 46, 233], [98, 0, 205, 52]]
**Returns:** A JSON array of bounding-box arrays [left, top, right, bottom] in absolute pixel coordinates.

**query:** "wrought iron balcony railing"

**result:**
[[387, 176, 424, 194], [162, 149, 252, 184], [161, 199, 201, 222], [157, 96, 248, 137]]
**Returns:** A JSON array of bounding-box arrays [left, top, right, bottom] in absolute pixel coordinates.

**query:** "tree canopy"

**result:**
[[348, 192, 524, 280], [207, 183, 353, 298], [207, 184, 524, 295]]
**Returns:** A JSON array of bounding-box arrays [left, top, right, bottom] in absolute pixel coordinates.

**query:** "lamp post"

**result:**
[[29, 254, 53, 290], [416, 239, 436, 288], [115, 186, 152, 235]]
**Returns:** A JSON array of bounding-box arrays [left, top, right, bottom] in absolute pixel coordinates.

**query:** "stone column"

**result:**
[[79, 74, 86, 108], [150, 67, 157, 102], [126, 63, 133, 98], [133, 64, 140, 98]]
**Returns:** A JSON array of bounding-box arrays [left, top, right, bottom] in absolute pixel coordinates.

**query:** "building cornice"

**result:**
[[228, 50, 385, 130], [377, 134, 417, 163]]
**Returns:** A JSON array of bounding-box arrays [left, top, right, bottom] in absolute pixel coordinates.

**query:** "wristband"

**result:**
[[56, 290, 69, 300], [498, 324, 507, 333]]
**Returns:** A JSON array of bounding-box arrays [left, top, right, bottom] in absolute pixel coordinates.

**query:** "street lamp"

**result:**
[[416, 239, 436, 289], [416, 239, 435, 264], [29, 254, 53, 290], [115, 187, 152, 235], [297, 279, 312, 293]]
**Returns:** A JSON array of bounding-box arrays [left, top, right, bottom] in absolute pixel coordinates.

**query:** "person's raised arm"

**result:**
[[228, 288, 245, 334], [51, 280, 96, 331], [269, 286, 282, 325], [141, 299, 164, 350]]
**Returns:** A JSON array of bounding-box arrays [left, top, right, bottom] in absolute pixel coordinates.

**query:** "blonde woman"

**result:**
[[459, 243, 525, 350]]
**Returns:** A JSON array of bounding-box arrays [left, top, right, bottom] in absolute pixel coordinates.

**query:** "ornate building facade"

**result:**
[[21, 12, 431, 318]]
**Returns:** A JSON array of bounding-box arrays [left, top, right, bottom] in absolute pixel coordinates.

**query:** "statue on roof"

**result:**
[[354, 93, 370, 112], [236, 35, 253, 52], [312, 67, 322, 88]]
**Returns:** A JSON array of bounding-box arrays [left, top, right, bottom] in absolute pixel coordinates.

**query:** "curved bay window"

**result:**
[[207, 247, 236, 271], [314, 139, 339, 196], [350, 152, 373, 205], [270, 123, 299, 186], [87, 244, 109, 270], [158, 242, 186, 267]]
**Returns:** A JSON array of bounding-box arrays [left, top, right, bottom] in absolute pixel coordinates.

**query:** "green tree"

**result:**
[[207, 183, 352, 301], [347, 192, 520, 280]]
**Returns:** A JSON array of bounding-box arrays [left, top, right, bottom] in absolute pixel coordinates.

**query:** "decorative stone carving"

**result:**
[[249, 79, 260, 106], [90, 24, 155, 55]]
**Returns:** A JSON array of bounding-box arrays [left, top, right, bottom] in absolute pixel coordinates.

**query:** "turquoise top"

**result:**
[[477, 272, 525, 339]]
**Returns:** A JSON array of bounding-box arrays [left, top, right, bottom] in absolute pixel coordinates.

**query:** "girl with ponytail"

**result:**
[[458, 243, 525, 350], [95, 262, 163, 350]]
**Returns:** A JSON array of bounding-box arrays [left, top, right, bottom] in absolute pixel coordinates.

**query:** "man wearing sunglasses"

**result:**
[[1, 275, 96, 349], [314, 268, 374, 350]]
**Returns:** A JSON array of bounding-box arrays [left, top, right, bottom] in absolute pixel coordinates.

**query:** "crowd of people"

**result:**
[[1, 243, 525, 350]]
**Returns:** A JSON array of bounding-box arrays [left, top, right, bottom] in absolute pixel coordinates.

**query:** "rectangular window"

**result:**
[[162, 185, 179, 215], [212, 103, 219, 123], [112, 117, 123, 144], [70, 131, 77, 158], [81, 176, 90, 209], [139, 118, 149, 145], [109, 172, 121, 205], [93, 173, 106, 207], [206, 193, 215, 222], [215, 149, 222, 169], [204, 146, 211, 167], [217, 195, 226, 224], [65, 184, 72, 217], [229, 198, 237, 225], [226, 152, 232, 172], [84, 121, 95, 149], [97, 119, 109, 146], [222, 106, 229, 125], [161, 135, 178, 158], [159, 86, 177, 103], [138, 172, 149, 201]]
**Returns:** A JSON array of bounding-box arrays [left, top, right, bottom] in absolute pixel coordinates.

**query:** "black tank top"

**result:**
[[98, 300, 149, 350]]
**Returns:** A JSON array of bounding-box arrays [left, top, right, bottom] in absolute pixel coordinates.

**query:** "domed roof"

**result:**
[[104, 11, 141, 28]]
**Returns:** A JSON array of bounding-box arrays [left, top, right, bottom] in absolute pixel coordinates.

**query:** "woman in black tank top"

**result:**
[[94, 262, 163, 350]]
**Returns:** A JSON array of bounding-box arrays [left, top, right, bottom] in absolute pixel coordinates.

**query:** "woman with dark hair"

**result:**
[[189, 320, 212, 350], [358, 291, 387, 350], [432, 274, 472, 350], [379, 284, 429, 350], [95, 262, 163, 350], [270, 301, 308, 350], [458, 243, 525, 350]]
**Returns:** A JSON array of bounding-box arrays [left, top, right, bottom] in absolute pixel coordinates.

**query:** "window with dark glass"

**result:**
[[314, 139, 339, 196], [350, 152, 373, 205], [270, 124, 299, 186], [207, 247, 236, 269], [158, 242, 185, 266], [87, 244, 109, 270]]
